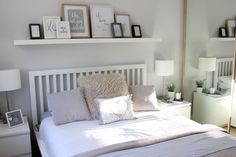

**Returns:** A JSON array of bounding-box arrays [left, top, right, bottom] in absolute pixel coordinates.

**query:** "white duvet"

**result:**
[[39, 111, 235, 157]]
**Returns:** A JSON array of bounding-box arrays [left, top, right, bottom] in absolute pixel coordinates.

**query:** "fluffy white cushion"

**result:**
[[79, 74, 129, 119], [47, 88, 91, 125], [95, 95, 135, 125], [129, 85, 159, 111]]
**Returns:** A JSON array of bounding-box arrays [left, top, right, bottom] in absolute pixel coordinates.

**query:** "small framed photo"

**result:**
[[43, 16, 61, 39], [90, 5, 114, 38], [111, 23, 123, 38], [56, 21, 71, 39], [29, 24, 42, 39], [132, 25, 142, 38], [219, 27, 227, 37], [62, 4, 90, 38], [5, 109, 24, 128], [226, 19, 236, 37], [115, 14, 132, 38]]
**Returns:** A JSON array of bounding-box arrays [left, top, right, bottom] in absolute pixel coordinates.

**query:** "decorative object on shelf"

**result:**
[[90, 5, 114, 38], [62, 4, 90, 38], [111, 23, 124, 38], [195, 79, 205, 93], [175, 92, 182, 100], [155, 60, 174, 96], [56, 21, 71, 39], [210, 87, 216, 94], [43, 16, 61, 39], [226, 19, 236, 37], [219, 27, 227, 38], [115, 14, 132, 38], [198, 57, 216, 89], [131, 25, 142, 38], [166, 82, 175, 101], [5, 109, 24, 128], [29, 24, 42, 39]]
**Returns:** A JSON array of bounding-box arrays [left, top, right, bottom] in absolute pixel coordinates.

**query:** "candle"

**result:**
[[176, 93, 181, 100]]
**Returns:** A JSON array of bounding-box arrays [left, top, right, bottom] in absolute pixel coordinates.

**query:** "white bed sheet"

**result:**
[[40, 111, 201, 157]]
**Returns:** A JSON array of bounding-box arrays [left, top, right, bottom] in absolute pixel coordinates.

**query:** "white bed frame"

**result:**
[[214, 58, 234, 89], [29, 64, 147, 157]]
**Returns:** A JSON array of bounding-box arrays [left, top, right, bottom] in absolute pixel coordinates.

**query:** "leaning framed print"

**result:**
[[132, 25, 142, 38], [90, 5, 114, 38], [111, 23, 124, 38], [226, 19, 236, 37], [43, 16, 61, 39], [115, 14, 132, 37], [56, 21, 71, 39], [29, 24, 42, 39], [5, 109, 24, 128], [62, 4, 90, 38]]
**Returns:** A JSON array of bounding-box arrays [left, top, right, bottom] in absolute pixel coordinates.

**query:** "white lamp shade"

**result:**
[[0, 69, 21, 91], [155, 60, 174, 76], [198, 57, 216, 71]]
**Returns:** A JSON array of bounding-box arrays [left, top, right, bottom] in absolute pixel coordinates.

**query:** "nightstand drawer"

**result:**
[[0, 133, 31, 157]]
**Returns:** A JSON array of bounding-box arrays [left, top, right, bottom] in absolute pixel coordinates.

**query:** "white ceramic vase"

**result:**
[[168, 91, 175, 101], [196, 87, 203, 93]]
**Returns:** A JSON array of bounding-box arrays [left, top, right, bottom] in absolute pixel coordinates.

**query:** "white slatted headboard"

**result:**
[[214, 58, 233, 89], [29, 64, 147, 126]]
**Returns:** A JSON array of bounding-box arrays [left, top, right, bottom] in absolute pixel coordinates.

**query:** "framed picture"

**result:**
[[132, 25, 142, 38], [226, 19, 236, 37], [62, 4, 90, 38], [111, 23, 123, 38], [5, 109, 24, 128], [56, 21, 71, 39], [115, 14, 132, 37], [43, 16, 61, 39], [219, 27, 227, 37], [29, 24, 42, 39], [90, 5, 114, 38]]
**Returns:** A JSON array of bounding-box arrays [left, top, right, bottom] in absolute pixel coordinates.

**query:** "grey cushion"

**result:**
[[129, 85, 159, 111], [47, 88, 91, 125]]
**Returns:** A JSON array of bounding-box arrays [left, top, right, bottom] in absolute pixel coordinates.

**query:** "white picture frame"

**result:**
[[56, 21, 71, 39], [90, 5, 114, 38], [62, 4, 90, 38], [43, 16, 61, 39], [226, 19, 236, 37], [5, 109, 24, 128], [115, 14, 132, 37]]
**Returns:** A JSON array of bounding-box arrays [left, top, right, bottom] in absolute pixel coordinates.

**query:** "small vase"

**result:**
[[196, 87, 203, 93], [168, 91, 175, 101]]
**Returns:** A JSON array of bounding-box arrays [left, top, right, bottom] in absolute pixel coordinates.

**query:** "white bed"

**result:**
[[29, 64, 236, 157]]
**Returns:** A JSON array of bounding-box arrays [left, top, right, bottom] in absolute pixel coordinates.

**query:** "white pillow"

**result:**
[[95, 95, 135, 125]]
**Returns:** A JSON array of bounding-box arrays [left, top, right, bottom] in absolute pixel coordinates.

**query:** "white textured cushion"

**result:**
[[129, 85, 159, 111], [79, 74, 129, 119], [95, 95, 135, 125], [47, 88, 91, 125]]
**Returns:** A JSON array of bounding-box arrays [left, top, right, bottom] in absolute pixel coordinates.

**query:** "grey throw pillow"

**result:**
[[47, 88, 91, 125], [129, 85, 159, 111]]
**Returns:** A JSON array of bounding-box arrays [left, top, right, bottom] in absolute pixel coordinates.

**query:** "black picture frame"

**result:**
[[5, 109, 24, 128], [29, 24, 42, 39], [132, 25, 142, 38], [111, 23, 124, 38], [219, 27, 227, 38]]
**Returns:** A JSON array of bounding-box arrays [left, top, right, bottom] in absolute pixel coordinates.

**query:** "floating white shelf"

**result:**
[[210, 37, 235, 42], [14, 38, 162, 46]]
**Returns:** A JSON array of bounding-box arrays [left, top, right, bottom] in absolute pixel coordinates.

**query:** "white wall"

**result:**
[[0, 0, 184, 121]]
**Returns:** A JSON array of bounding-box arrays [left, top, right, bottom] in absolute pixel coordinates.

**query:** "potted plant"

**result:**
[[196, 79, 205, 93], [166, 82, 176, 101]]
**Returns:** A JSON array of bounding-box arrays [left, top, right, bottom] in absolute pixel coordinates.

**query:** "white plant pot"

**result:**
[[168, 92, 175, 101], [196, 87, 203, 93]]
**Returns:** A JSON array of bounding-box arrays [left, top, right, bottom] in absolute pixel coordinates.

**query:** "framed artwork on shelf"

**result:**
[[90, 5, 114, 38], [111, 23, 123, 38], [219, 27, 227, 38], [226, 19, 236, 37], [5, 109, 24, 128], [43, 16, 61, 39], [62, 4, 90, 38], [132, 25, 142, 38], [115, 14, 132, 37], [56, 21, 71, 39], [29, 24, 42, 39]]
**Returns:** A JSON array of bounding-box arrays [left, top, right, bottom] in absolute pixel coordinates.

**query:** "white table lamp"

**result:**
[[0, 69, 21, 111], [155, 60, 174, 95]]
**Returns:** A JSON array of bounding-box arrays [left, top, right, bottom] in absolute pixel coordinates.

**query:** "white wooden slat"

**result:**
[[38, 76, 44, 119], [60, 74, 64, 92], [29, 74, 38, 126], [46, 75, 50, 94], [66, 74, 70, 91], [137, 68, 140, 85], [53, 75, 57, 93], [127, 69, 130, 85], [132, 69, 135, 85], [73, 73, 77, 89]]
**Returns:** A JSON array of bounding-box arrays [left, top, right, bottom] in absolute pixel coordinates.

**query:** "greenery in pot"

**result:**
[[166, 82, 176, 92], [195, 79, 205, 88]]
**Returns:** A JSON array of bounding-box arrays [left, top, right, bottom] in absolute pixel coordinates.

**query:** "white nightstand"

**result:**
[[0, 117, 32, 157], [157, 99, 192, 119]]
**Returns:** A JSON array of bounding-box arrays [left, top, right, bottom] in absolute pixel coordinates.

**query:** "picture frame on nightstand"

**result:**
[[5, 109, 24, 128]]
